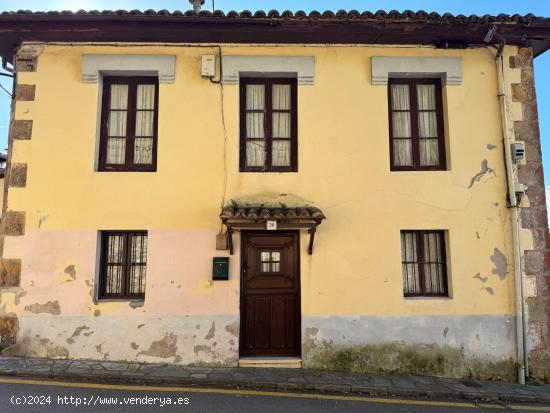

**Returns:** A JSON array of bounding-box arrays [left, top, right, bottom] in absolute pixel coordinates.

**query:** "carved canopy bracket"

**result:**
[[220, 206, 326, 255]]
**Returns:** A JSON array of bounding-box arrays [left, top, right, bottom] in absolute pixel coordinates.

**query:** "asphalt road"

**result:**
[[0, 377, 549, 413]]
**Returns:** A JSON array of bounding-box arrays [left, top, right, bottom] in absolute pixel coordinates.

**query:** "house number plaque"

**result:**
[[266, 220, 277, 230]]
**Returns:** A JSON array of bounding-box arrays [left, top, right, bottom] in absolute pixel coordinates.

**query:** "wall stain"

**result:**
[[137, 324, 145, 329], [487, 144, 497, 150], [137, 333, 178, 359], [484, 287, 495, 295], [95, 344, 102, 353], [0, 317, 18, 347], [443, 327, 449, 338], [93, 310, 101, 317], [305, 340, 515, 380], [64, 265, 76, 280], [66, 325, 90, 344], [83, 331, 94, 337], [24, 300, 61, 315], [204, 322, 215, 340], [490, 248, 509, 280], [3, 336, 68, 358], [468, 160, 496, 189], [130, 342, 139, 350]]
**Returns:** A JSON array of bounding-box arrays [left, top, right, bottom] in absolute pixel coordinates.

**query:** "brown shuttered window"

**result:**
[[401, 230, 448, 297], [99, 231, 147, 299], [389, 79, 446, 171], [240, 78, 298, 172], [99, 77, 159, 171]]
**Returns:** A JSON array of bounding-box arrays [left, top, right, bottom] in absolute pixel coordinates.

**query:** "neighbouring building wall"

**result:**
[[511, 47, 550, 382], [1, 43, 546, 380]]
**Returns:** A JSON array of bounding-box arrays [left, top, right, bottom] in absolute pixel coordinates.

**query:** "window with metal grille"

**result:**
[[99, 231, 147, 299], [99, 77, 158, 171], [401, 230, 448, 297], [240, 78, 297, 172], [388, 78, 446, 171]]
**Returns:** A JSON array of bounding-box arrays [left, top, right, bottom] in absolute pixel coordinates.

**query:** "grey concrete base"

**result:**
[[302, 315, 517, 379], [0, 356, 549, 403], [6, 315, 240, 366]]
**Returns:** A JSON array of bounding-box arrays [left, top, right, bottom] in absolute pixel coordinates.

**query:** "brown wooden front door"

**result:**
[[240, 231, 301, 357]]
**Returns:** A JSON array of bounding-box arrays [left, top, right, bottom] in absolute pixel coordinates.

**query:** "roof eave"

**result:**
[[0, 15, 549, 61]]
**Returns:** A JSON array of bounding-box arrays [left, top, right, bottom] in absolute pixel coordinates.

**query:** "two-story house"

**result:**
[[0, 7, 549, 382]]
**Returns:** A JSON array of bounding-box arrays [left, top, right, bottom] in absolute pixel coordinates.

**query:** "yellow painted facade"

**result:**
[[0, 43, 531, 378]]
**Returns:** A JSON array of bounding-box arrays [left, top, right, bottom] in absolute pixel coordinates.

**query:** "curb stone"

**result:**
[[0, 356, 548, 404]]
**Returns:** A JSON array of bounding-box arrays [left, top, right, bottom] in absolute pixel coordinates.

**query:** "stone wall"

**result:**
[[0, 45, 36, 348], [511, 47, 550, 382]]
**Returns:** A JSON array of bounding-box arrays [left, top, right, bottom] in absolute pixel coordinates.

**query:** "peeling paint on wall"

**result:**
[[24, 301, 61, 315], [129, 301, 144, 309], [194, 344, 213, 356], [64, 265, 76, 280], [204, 322, 215, 340], [66, 326, 90, 344], [473, 273, 488, 283], [137, 333, 178, 359], [224, 321, 239, 337], [490, 248, 509, 280], [468, 160, 496, 189]]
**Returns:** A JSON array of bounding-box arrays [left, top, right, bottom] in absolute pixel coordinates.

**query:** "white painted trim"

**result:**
[[371, 56, 462, 85], [221, 56, 315, 85], [82, 54, 176, 83]]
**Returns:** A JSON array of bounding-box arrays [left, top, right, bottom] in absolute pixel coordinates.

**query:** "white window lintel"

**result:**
[[371, 56, 462, 86], [82, 54, 176, 83], [221, 56, 315, 85]]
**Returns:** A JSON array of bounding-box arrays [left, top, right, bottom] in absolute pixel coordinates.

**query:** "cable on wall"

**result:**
[[209, 46, 229, 233]]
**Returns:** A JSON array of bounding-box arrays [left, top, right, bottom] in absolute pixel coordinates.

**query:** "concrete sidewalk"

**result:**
[[0, 356, 548, 403]]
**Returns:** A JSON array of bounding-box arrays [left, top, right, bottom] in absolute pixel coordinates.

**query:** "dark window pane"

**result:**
[[100, 77, 158, 171], [389, 79, 445, 170], [240, 78, 297, 172], [100, 232, 147, 299], [401, 231, 448, 297]]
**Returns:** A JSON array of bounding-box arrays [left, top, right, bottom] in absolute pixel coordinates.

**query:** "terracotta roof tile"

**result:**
[[0, 9, 546, 24], [220, 206, 326, 223]]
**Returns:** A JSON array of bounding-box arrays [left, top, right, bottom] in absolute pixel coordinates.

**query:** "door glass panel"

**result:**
[[260, 251, 281, 273]]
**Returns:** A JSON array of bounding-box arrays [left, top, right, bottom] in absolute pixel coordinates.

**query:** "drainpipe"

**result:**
[[486, 27, 528, 385]]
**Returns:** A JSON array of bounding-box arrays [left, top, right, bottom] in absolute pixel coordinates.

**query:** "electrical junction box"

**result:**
[[511, 142, 526, 164], [212, 257, 229, 280], [201, 55, 216, 77]]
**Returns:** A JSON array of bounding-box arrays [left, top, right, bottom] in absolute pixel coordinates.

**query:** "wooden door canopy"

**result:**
[[220, 206, 326, 255]]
